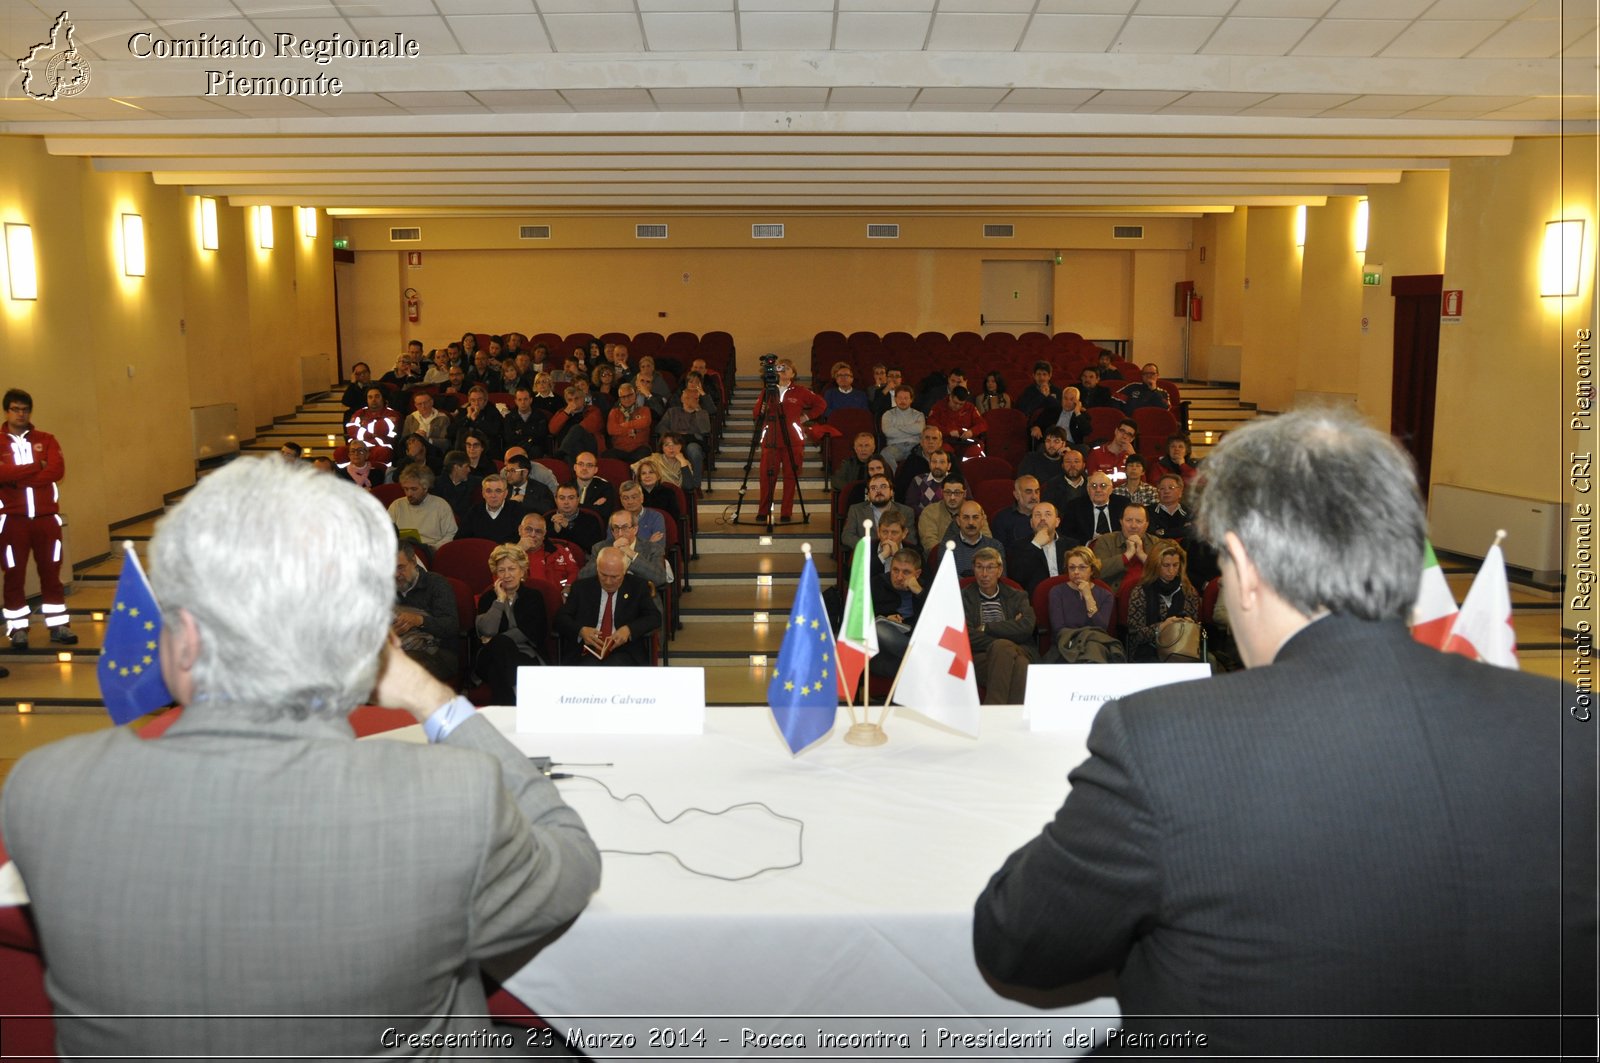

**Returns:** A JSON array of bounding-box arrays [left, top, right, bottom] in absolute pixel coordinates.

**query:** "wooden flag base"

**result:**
[[843, 721, 888, 747]]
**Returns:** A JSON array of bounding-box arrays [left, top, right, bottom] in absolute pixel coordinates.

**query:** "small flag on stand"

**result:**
[[96, 542, 174, 725], [835, 533, 878, 702], [1443, 530, 1518, 670], [888, 546, 980, 737], [766, 551, 840, 754], [1410, 540, 1458, 649]]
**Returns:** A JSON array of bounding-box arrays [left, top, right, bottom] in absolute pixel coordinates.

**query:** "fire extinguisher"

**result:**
[[404, 287, 420, 323], [1190, 294, 1202, 322]]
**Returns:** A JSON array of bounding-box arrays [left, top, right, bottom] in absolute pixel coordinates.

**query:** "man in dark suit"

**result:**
[[454, 473, 525, 544], [1004, 501, 1077, 594], [571, 451, 615, 520], [973, 408, 1596, 1057], [547, 484, 605, 554], [1061, 471, 1126, 546], [556, 546, 661, 666]]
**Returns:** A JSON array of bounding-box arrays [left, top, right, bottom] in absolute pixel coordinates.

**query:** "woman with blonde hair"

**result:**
[[473, 544, 548, 704], [1126, 542, 1200, 661]]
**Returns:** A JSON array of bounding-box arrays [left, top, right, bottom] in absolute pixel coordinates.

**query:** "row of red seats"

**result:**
[[810, 329, 1119, 389]]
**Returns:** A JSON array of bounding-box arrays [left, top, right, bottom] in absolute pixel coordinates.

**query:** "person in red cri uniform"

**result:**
[[754, 358, 825, 523], [0, 389, 75, 649]]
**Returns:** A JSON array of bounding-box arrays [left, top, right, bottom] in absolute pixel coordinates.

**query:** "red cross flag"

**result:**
[[888, 545, 980, 736]]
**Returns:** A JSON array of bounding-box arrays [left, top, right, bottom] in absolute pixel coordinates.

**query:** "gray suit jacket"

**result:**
[[974, 615, 1596, 1056], [840, 500, 919, 550], [1, 707, 600, 1057]]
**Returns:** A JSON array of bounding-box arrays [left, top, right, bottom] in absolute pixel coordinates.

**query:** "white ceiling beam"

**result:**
[[163, 169, 1404, 188], [63, 51, 1580, 99], [194, 182, 1371, 199], [232, 194, 1333, 209], [118, 155, 1452, 176], [45, 133, 1518, 158]]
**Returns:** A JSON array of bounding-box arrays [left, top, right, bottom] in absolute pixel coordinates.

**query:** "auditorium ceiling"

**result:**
[[0, 0, 1594, 217]]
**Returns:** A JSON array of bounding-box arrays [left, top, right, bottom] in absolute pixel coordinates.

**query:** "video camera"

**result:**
[[759, 352, 779, 389]]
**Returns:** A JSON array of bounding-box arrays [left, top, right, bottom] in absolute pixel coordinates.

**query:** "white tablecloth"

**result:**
[[479, 705, 1121, 1060]]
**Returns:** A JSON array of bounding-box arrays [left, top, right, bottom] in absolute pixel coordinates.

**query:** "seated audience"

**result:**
[[336, 439, 384, 489], [472, 543, 549, 704], [502, 387, 552, 457], [517, 511, 580, 592], [388, 432, 440, 483], [547, 484, 605, 554], [868, 546, 928, 681], [1077, 366, 1121, 410], [830, 432, 883, 492], [961, 547, 1036, 705], [451, 386, 504, 455], [603, 381, 654, 463], [657, 387, 711, 486], [1063, 471, 1126, 545], [1048, 545, 1117, 655], [1014, 361, 1061, 418], [456, 473, 525, 544], [1086, 418, 1139, 479], [1113, 454, 1159, 507], [1157, 432, 1201, 484], [1005, 501, 1077, 594], [989, 475, 1040, 549], [1092, 503, 1170, 594], [548, 385, 604, 462], [556, 546, 661, 665], [501, 454, 554, 514], [614, 479, 665, 545], [942, 501, 1004, 577], [1042, 447, 1090, 518], [1030, 385, 1092, 449], [823, 361, 871, 416], [892, 425, 947, 499], [432, 450, 476, 517], [1146, 473, 1194, 546], [975, 371, 1011, 414], [1125, 542, 1201, 662], [578, 510, 671, 589], [1117, 363, 1173, 412], [904, 448, 958, 516], [633, 457, 684, 530], [926, 386, 987, 456], [656, 432, 700, 494], [388, 464, 457, 547], [404, 391, 451, 446], [347, 387, 401, 451], [879, 386, 924, 466], [918, 478, 986, 551], [393, 540, 460, 681], [460, 431, 495, 481], [841, 474, 918, 552]]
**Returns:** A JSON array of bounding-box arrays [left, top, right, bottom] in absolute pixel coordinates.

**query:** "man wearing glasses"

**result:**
[[0, 389, 74, 650]]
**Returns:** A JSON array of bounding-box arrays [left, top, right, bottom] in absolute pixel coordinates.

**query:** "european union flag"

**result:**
[[96, 542, 174, 726], [766, 552, 840, 755]]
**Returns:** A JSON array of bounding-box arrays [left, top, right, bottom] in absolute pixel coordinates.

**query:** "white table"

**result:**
[[476, 705, 1121, 1060]]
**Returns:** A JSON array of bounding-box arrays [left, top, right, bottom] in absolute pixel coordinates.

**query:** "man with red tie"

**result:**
[[555, 547, 661, 666], [754, 358, 825, 523]]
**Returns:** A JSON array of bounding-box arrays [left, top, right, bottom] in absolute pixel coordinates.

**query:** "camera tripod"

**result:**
[[731, 384, 812, 531]]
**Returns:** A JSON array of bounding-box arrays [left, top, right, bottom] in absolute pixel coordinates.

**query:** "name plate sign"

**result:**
[[1024, 663, 1211, 731], [515, 666, 706, 735]]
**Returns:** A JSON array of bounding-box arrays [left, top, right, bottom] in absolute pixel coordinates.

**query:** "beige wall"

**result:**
[[1186, 210, 1246, 382], [337, 212, 1194, 373], [1238, 206, 1303, 412], [1355, 170, 1450, 425], [1435, 136, 1596, 504], [0, 136, 334, 562], [1295, 196, 1364, 399]]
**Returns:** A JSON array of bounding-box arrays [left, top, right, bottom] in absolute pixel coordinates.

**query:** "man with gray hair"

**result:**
[[974, 409, 1594, 1057], [388, 462, 457, 547], [0, 457, 600, 1056]]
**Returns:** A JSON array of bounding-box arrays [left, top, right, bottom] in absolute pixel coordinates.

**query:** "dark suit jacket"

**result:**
[[547, 511, 604, 554], [456, 502, 526, 544], [555, 572, 661, 666], [1061, 494, 1126, 546], [974, 615, 1596, 1056], [575, 476, 615, 519], [1004, 536, 1077, 594]]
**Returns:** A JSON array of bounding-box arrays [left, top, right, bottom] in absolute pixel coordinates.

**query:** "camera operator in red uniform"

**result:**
[[754, 358, 825, 523], [1, 388, 75, 649]]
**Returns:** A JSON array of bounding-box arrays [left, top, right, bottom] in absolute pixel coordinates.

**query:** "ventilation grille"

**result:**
[[983, 224, 1015, 238], [519, 225, 551, 240], [388, 227, 421, 242], [1112, 225, 1145, 240], [636, 223, 668, 239], [866, 223, 900, 239], [752, 223, 785, 239]]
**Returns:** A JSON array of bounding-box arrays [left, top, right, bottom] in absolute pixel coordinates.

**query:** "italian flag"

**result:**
[[1443, 532, 1518, 670], [835, 534, 878, 703], [1411, 539, 1458, 649]]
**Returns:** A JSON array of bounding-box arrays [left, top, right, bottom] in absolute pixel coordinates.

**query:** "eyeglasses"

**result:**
[[6, 405, 30, 413]]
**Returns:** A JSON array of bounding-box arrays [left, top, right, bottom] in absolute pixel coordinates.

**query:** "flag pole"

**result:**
[[840, 523, 887, 747], [807, 542, 858, 728]]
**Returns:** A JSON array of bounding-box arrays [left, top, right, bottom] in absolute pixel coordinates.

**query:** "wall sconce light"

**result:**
[[300, 206, 317, 239], [1540, 219, 1585, 297], [5, 222, 37, 299], [1354, 198, 1369, 255], [121, 213, 146, 277], [200, 197, 218, 251], [257, 205, 274, 249], [1293, 205, 1307, 249]]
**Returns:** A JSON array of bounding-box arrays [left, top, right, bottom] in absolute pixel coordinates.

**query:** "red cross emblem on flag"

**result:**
[[938, 626, 972, 680]]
